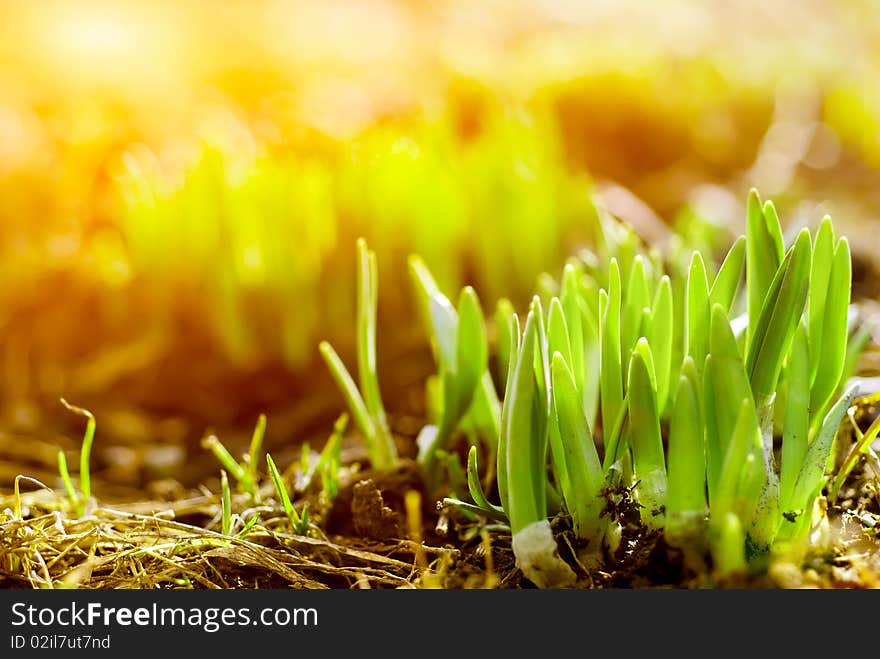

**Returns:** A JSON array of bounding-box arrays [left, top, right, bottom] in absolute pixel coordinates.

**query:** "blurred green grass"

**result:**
[[1, 0, 880, 457]]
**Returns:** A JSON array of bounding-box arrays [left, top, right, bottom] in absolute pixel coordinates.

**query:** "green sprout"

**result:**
[[320, 239, 398, 471], [217, 468, 261, 539], [409, 254, 500, 487], [246, 413, 267, 490], [202, 430, 257, 500], [59, 399, 97, 516], [220, 470, 233, 536], [56, 450, 78, 511], [519, 192, 861, 580], [266, 454, 309, 536], [321, 189, 866, 586], [312, 413, 347, 501]]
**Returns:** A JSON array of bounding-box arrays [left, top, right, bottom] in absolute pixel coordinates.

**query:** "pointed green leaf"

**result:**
[[547, 297, 573, 368], [497, 312, 520, 514], [495, 298, 516, 383], [648, 275, 673, 413], [780, 322, 810, 514], [704, 304, 753, 501], [712, 398, 759, 525], [686, 251, 710, 369], [746, 190, 784, 345], [623, 255, 651, 357], [467, 445, 504, 515], [627, 339, 666, 528], [409, 254, 457, 370], [455, 286, 488, 411], [560, 264, 586, 398], [746, 229, 812, 402], [319, 341, 395, 470], [503, 311, 547, 534], [600, 260, 624, 460], [551, 352, 605, 544], [789, 383, 859, 514], [807, 218, 835, 385], [530, 296, 551, 413], [356, 239, 386, 424], [581, 302, 602, 429], [666, 358, 706, 524], [710, 235, 746, 314], [810, 237, 851, 418]]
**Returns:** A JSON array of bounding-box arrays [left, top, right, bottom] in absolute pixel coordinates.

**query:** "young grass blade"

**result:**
[[581, 304, 602, 429], [60, 399, 95, 503], [220, 470, 232, 536], [409, 254, 457, 369], [712, 398, 759, 529], [56, 450, 79, 508], [567, 268, 602, 427], [546, 301, 573, 490], [319, 341, 395, 470], [357, 240, 382, 416], [810, 237, 851, 420], [685, 252, 710, 371], [788, 383, 859, 521], [627, 339, 666, 529], [503, 310, 546, 534], [495, 298, 516, 382], [780, 322, 810, 514], [247, 413, 267, 486], [745, 229, 812, 403], [530, 296, 551, 414], [202, 434, 255, 495], [622, 255, 650, 357], [236, 514, 260, 540], [551, 352, 605, 545], [648, 275, 673, 414], [576, 270, 601, 325], [666, 357, 707, 542], [507, 321, 577, 588], [317, 413, 346, 500], [423, 286, 488, 466], [599, 260, 624, 463], [266, 453, 307, 535], [411, 257, 501, 459], [455, 287, 488, 408], [355, 240, 393, 450], [704, 305, 754, 502], [746, 191, 785, 346], [808, 218, 835, 385], [709, 235, 746, 314], [547, 297, 573, 368], [560, 264, 586, 397], [497, 312, 520, 514]]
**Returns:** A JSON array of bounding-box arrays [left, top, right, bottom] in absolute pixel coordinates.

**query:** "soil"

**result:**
[[2, 398, 878, 589]]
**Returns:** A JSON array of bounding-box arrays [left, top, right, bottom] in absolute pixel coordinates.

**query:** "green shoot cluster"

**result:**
[[115, 112, 591, 368], [323, 190, 866, 583]]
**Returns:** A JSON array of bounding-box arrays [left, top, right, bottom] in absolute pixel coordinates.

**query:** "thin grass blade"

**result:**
[[709, 235, 746, 314], [551, 352, 605, 545], [627, 339, 666, 528]]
